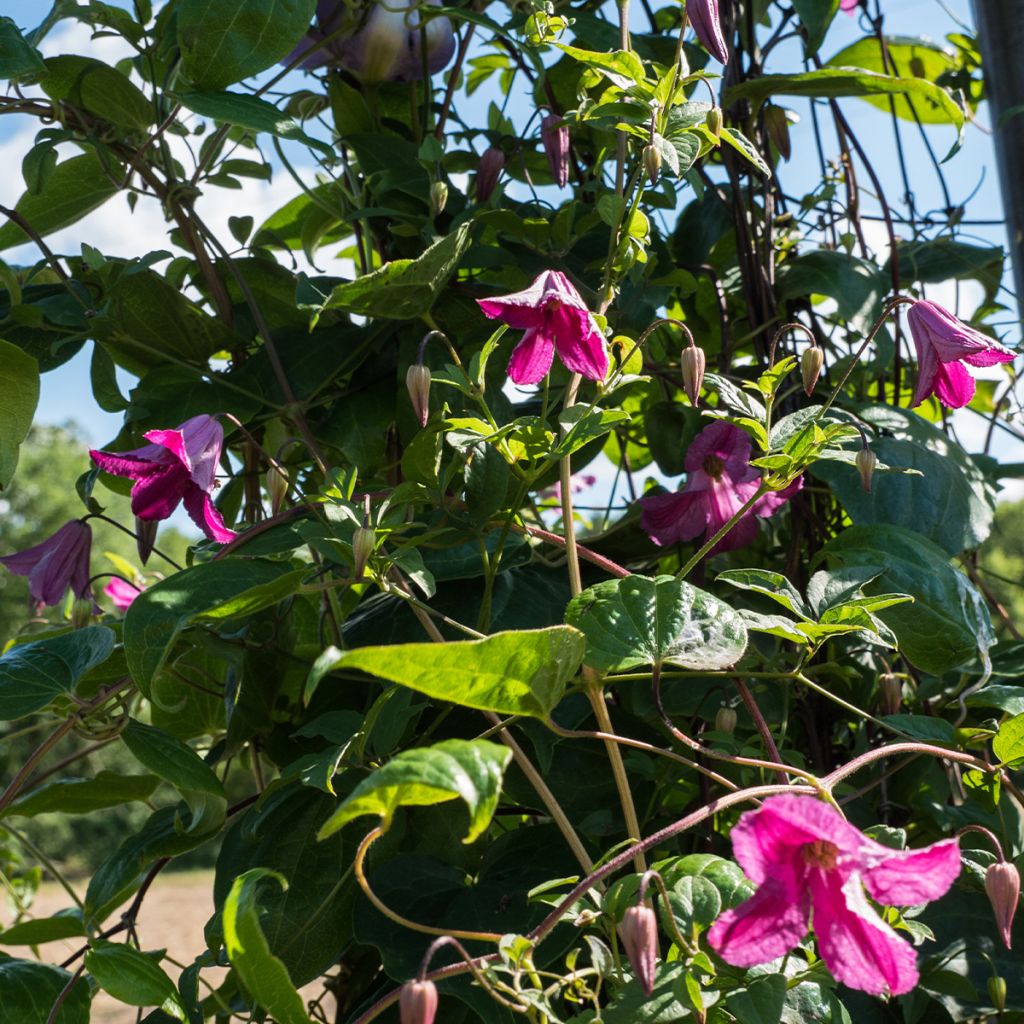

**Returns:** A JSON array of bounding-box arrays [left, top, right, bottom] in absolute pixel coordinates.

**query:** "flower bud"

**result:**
[[136, 516, 158, 566], [681, 344, 706, 407], [266, 466, 289, 515], [406, 363, 432, 428], [71, 596, 94, 630], [715, 705, 737, 734], [541, 113, 570, 188], [856, 445, 877, 495], [352, 526, 375, 580], [800, 345, 824, 396], [430, 180, 448, 217], [642, 143, 662, 186], [707, 106, 723, 140], [399, 979, 438, 1024], [877, 673, 902, 716], [988, 975, 1007, 1012], [619, 904, 658, 997], [764, 105, 792, 161], [475, 147, 505, 202], [985, 861, 1020, 950]]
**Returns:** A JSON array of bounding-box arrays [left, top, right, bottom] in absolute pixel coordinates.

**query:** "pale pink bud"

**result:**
[[475, 147, 505, 202], [877, 673, 902, 716], [681, 345, 706, 406], [541, 113, 570, 188], [801, 345, 824, 396], [619, 904, 658, 997], [985, 861, 1020, 950], [399, 979, 438, 1024], [642, 143, 662, 185], [266, 466, 289, 515], [856, 446, 877, 495], [406, 363, 431, 427], [715, 706, 737, 733]]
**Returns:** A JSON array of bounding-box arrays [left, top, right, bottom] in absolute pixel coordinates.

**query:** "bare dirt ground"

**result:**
[[1, 870, 336, 1022]]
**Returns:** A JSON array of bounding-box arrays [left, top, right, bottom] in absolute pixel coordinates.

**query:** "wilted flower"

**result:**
[[90, 415, 235, 544], [906, 300, 1015, 409], [541, 113, 570, 188], [639, 421, 801, 552], [985, 861, 1020, 950], [0, 520, 93, 608], [689, 0, 729, 64], [399, 979, 438, 1024], [477, 270, 608, 385], [285, 0, 455, 82], [620, 904, 659, 997], [708, 794, 961, 995], [104, 577, 143, 612]]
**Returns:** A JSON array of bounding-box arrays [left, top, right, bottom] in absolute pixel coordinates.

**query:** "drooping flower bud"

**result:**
[[800, 345, 824, 396], [715, 705, 737, 734], [681, 344, 706, 407], [406, 363, 432, 428], [430, 181, 448, 217], [71, 596, 94, 630], [352, 526, 375, 580], [985, 861, 1020, 950], [877, 673, 902, 716], [266, 466, 289, 516], [475, 147, 505, 202], [642, 143, 662, 186], [706, 106, 723, 140], [399, 978, 438, 1024], [136, 517, 158, 566], [856, 445, 877, 495], [764, 105, 792, 161], [619, 904, 659, 997], [988, 975, 1007, 1012], [541, 113, 570, 188]]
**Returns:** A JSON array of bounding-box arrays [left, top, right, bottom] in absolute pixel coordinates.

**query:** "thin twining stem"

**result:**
[[734, 678, 787, 785], [416, 936, 528, 1013], [355, 827, 503, 943], [675, 485, 766, 581], [559, 373, 584, 599], [767, 321, 817, 369]]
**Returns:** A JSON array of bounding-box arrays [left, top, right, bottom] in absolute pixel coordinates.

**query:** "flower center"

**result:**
[[703, 454, 725, 479], [802, 840, 839, 870]]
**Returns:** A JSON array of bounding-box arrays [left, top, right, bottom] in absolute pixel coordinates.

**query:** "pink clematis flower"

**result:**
[[0, 520, 93, 608], [907, 300, 1015, 409], [840, 0, 860, 12], [708, 795, 961, 996], [639, 421, 801, 553], [104, 577, 143, 612], [90, 415, 235, 544], [689, 0, 730, 65], [477, 271, 608, 385]]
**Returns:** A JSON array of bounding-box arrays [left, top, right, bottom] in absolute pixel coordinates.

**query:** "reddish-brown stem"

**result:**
[[734, 679, 787, 785]]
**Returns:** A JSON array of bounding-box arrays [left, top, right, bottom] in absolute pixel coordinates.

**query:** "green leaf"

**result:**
[[0, 957, 90, 1023], [464, 443, 510, 526], [0, 151, 120, 250], [318, 223, 471, 320], [175, 91, 332, 156], [554, 44, 647, 89], [0, 17, 45, 78], [41, 55, 153, 129], [222, 869, 312, 1024], [5, 771, 159, 818], [0, 338, 38, 488], [993, 713, 1024, 768], [85, 941, 186, 1020], [177, 0, 317, 91], [662, 874, 721, 937], [0, 910, 85, 945], [727, 975, 787, 1024], [604, 963, 694, 1022], [319, 626, 584, 718], [318, 738, 512, 842], [720, 127, 771, 176], [565, 575, 748, 673], [776, 250, 888, 329], [717, 569, 812, 620], [123, 560, 303, 692], [820, 524, 995, 675], [0, 627, 115, 721], [792, 0, 840, 54]]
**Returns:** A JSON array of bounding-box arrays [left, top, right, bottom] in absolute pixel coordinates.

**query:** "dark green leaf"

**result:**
[[727, 975, 787, 1024], [0, 910, 84, 945], [565, 575, 748, 673], [0, 338, 38, 488], [465, 443, 510, 525], [776, 251, 888, 329], [41, 55, 153, 129], [0, 957, 90, 1023], [85, 941, 185, 1019], [5, 771, 159, 818], [993, 713, 1024, 767], [792, 0, 840, 54], [0, 17, 45, 78]]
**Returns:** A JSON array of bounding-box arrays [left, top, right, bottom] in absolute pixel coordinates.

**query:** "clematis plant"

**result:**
[[906, 300, 1016, 408], [104, 577, 143, 612], [477, 270, 609, 385], [689, 0, 730, 64], [0, 520, 93, 609], [90, 415, 235, 544], [639, 420, 801, 552], [708, 795, 961, 995]]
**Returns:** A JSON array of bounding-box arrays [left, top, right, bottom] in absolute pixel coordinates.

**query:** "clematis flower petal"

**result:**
[[809, 870, 919, 996], [89, 444, 168, 478], [131, 464, 190, 522], [549, 304, 608, 380], [507, 327, 556, 385], [931, 359, 976, 408], [708, 879, 811, 966], [639, 487, 709, 547], [183, 486, 237, 544], [104, 577, 143, 612], [0, 520, 93, 607], [753, 476, 805, 519], [688, 0, 730, 64], [684, 419, 752, 476], [861, 838, 961, 906]]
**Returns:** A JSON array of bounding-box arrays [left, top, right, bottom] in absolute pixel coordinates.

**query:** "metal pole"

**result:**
[[973, 0, 1024, 319]]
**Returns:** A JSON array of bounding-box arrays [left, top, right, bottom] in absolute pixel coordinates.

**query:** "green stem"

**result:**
[[675, 485, 767, 580]]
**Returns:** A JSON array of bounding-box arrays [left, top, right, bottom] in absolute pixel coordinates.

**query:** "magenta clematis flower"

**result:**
[[708, 795, 961, 995], [541, 113, 570, 188], [90, 415, 235, 544], [840, 0, 860, 11], [639, 421, 801, 553], [104, 577, 143, 612], [477, 271, 609, 385], [0, 520, 93, 608], [689, 0, 730, 64], [906, 300, 1015, 409]]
